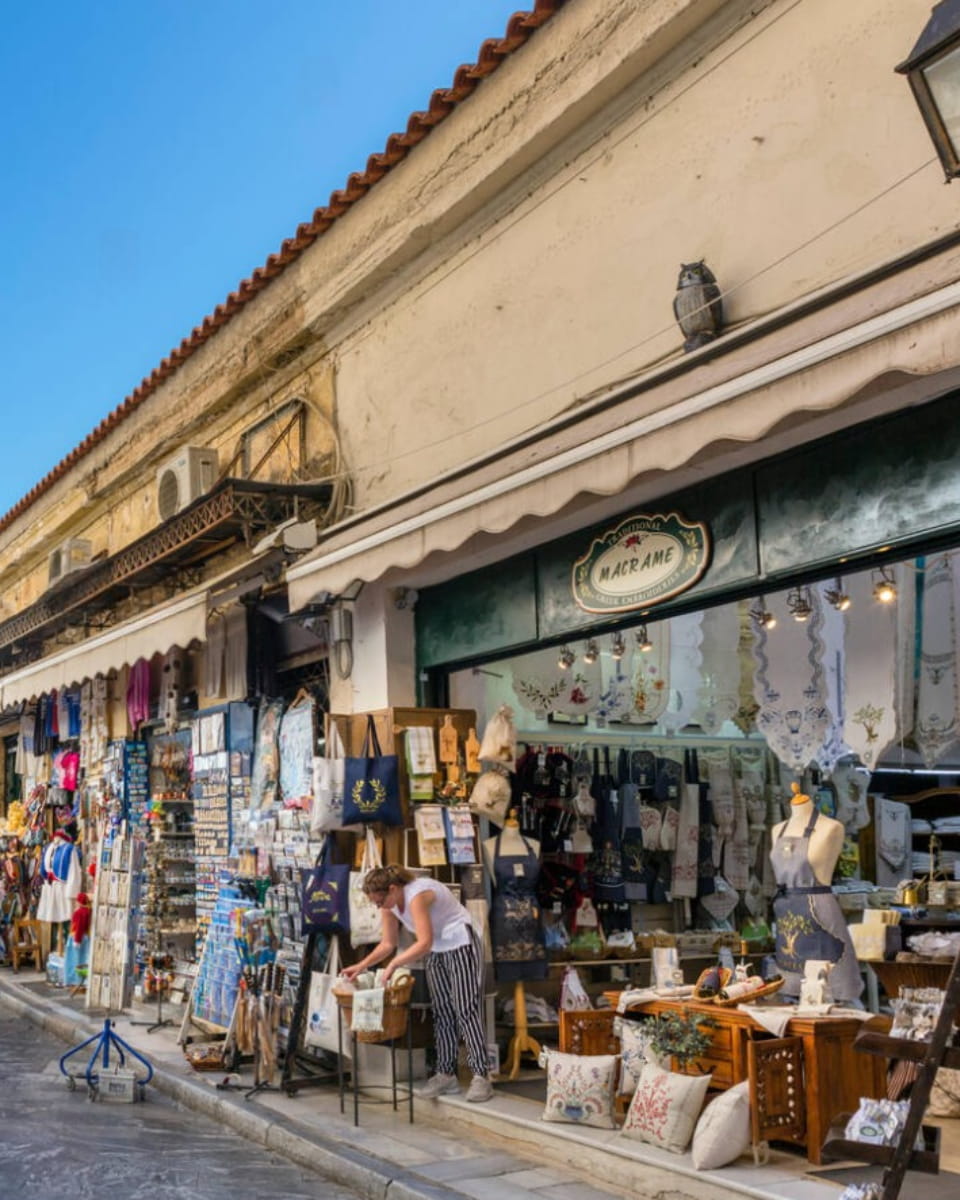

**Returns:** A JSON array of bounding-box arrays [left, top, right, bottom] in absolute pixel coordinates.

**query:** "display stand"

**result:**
[[131, 837, 175, 1033], [279, 929, 339, 1097], [59, 1017, 154, 1100], [503, 980, 542, 1080], [336, 999, 414, 1126], [819, 947, 960, 1200]]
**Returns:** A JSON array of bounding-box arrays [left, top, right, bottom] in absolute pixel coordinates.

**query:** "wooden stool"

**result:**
[[10, 918, 44, 973]]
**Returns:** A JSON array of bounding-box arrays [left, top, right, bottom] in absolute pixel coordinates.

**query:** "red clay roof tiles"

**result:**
[[1, 1, 564, 535]]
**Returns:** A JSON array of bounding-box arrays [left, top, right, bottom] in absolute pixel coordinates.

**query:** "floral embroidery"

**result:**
[[542, 1052, 618, 1129], [626, 1068, 671, 1139]]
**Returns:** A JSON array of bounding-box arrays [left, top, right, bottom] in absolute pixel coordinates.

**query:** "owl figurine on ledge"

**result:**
[[673, 259, 724, 352]]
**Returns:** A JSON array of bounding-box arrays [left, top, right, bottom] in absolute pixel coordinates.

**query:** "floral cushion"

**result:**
[[620, 1062, 711, 1153], [691, 1081, 751, 1169], [542, 1051, 619, 1129], [618, 1020, 663, 1096]]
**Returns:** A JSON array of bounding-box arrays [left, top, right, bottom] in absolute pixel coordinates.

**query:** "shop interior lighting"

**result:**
[[873, 566, 898, 604], [787, 586, 814, 622], [557, 645, 576, 670], [582, 639, 600, 665], [825, 578, 852, 612], [610, 631, 626, 660], [750, 598, 777, 630], [635, 625, 653, 652]]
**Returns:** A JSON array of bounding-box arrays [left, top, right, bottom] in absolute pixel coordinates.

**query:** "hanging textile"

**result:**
[[595, 645, 635, 725], [204, 611, 226, 698], [659, 612, 704, 734], [510, 648, 570, 720], [915, 555, 960, 767], [629, 622, 671, 723], [693, 604, 741, 734], [126, 658, 151, 732], [813, 581, 850, 775], [670, 751, 700, 900], [842, 571, 900, 767], [752, 592, 831, 773]]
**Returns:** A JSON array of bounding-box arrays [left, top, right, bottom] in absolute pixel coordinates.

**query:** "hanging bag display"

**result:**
[[349, 829, 385, 947], [342, 714, 403, 827], [300, 835, 350, 935], [304, 936, 351, 1058], [559, 964, 593, 1011], [310, 721, 348, 834], [468, 767, 511, 826]]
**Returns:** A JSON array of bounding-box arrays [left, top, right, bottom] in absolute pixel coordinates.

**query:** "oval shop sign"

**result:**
[[572, 512, 711, 614]]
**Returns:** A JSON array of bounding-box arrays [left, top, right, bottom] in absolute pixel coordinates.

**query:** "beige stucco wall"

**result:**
[[329, 0, 958, 508], [0, 0, 954, 625]]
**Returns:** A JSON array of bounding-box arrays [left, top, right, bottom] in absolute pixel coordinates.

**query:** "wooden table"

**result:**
[[628, 998, 887, 1163]]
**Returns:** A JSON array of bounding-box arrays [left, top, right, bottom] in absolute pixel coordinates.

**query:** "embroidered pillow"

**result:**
[[620, 1063, 711, 1153], [691, 1081, 751, 1169], [618, 1020, 663, 1097], [542, 1051, 619, 1129]]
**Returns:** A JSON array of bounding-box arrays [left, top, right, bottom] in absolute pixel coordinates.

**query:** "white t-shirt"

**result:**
[[388, 877, 471, 953]]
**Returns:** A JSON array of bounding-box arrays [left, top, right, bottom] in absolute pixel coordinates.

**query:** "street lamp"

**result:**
[[898, 0, 960, 179]]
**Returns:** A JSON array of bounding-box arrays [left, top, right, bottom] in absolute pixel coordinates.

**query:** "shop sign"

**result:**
[[572, 512, 711, 613]]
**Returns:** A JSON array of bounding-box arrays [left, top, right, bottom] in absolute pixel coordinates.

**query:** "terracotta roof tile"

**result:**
[[0, 0, 565, 535]]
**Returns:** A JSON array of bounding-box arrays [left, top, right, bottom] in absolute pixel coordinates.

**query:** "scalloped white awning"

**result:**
[[287, 276, 960, 611], [0, 588, 208, 708]]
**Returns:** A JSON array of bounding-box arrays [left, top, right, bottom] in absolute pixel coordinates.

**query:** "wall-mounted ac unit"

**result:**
[[48, 537, 93, 587], [156, 446, 219, 521]]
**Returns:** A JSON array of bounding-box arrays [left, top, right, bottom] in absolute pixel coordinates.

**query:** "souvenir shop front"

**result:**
[[403, 387, 960, 1168]]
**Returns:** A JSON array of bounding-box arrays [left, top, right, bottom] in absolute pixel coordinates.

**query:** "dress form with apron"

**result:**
[[484, 817, 547, 1078], [770, 785, 862, 1003]]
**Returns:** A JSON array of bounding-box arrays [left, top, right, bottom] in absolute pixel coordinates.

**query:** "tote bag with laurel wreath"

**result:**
[[342, 714, 403, 827]]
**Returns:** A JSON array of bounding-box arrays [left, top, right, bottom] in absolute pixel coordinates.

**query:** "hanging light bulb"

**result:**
[[610, 631, 626, 661], [750, 597, 777, 630], [825, 578, 851, 612], [872, 566, 897, 604], [582, 639, 600, 665], [635, 625, 653, 652], [787, 586, 813, 622], [557, 645, 576, 669]]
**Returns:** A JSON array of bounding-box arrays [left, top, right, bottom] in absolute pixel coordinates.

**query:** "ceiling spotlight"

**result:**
[[610, 631, 626, 661], [635, 625, 653, 652], [582, 639, 600, 665], [557, 645, 576, 670], [825, 578, 851, 612], [787, 586, 813, 622], [750, 597, 777, 631], [872, 566, 897, 604]]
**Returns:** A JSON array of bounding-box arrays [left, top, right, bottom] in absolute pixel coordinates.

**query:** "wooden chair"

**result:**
[[10, 918, 44, 972]]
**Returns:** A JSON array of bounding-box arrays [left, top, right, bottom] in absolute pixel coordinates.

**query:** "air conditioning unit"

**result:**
[[48, 537, 93, 587], [156, 446, 219, 521]]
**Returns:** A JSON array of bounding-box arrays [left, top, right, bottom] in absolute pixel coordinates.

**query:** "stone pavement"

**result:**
[[0, 968, 850, 1200]]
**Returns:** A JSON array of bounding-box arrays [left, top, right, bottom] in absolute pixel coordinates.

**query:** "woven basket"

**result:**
[[713, 977, 784, 1007], [693, 966, 732, 1002], [333, 977, 415, 1043]]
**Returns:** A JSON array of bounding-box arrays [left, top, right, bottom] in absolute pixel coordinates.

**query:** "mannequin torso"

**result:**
[[483, 822, 540, 875], [771, 799, 844, 886]]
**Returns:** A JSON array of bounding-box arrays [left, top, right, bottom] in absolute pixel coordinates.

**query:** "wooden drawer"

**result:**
[[678, 1054, 735, 1088]]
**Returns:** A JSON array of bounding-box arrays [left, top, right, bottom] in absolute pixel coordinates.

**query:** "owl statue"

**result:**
[[672, 260, 723, 353]]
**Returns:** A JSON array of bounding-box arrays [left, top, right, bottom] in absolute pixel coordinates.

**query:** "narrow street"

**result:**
[[0, 1005, 361, 1200]]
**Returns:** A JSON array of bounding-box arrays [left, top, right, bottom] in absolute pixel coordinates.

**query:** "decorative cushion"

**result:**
[[691, 1081, 752, 1169], [618, 1020, 663, 1097], [620, 1063, 712, 1153], [542, 1051, 619, 1129]]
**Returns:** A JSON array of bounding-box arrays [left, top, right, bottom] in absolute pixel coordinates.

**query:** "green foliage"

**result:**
[[645, 1010, 717, 1067]]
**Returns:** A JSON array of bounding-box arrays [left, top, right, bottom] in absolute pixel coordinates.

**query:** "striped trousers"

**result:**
[[424, 932, 487, 1077]]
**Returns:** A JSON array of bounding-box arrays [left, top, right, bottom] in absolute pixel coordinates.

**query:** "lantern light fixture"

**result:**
[[635, 625, 653, 652], [787, 586, 814, 622], [610, 631, 626, 661], [557, 645, 576, 670], [872, 566, 898, 604], [582, 639, 600, 665], [750, 597, 777, 631], [897, 0, 960, 180], [825, 578, 852, 612]]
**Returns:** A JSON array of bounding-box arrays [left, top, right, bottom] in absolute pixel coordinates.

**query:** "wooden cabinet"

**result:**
[[628, 998, 887, 1163]]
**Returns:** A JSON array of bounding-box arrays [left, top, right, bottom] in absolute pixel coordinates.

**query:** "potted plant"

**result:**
[[645, 1010, 717, 1072]]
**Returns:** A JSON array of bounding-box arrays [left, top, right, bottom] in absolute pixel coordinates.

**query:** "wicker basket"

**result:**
[[692, 966, 732, 1002], [333, 977, 415, 1043]]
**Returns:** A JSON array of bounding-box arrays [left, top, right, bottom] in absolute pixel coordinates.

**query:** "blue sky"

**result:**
[[0, 1, 527, 517]]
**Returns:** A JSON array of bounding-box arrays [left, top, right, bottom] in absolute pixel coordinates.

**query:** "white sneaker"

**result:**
[[418, 1073, 460, 1099], [465, 1075, 494, 1103]]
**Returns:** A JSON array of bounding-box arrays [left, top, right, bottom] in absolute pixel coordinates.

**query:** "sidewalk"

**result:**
[[0, 968, 858, 1200]]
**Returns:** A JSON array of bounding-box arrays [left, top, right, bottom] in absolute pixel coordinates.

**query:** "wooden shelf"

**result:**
[[820, 1119, 940, 1174], [854, 1028, 960, 1070]]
